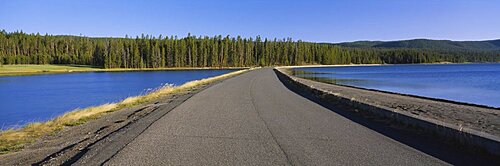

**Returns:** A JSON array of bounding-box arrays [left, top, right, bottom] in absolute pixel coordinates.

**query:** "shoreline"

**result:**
[[0, 68, 253, 155], [298, 76, 500, 110], [284, 63, 500, 109], [2, 62, 497, 76], [278, 62, 499, 69], [0, 64, 250, 77]]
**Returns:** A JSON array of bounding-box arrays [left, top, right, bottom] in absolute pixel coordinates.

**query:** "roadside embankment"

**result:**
[[274, 67, 500, 156], [0, 68, 253, 160]]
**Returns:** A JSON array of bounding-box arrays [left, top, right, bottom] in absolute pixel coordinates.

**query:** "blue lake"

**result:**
[[0, 69, 236, 129], [294, 63, 500, 108]]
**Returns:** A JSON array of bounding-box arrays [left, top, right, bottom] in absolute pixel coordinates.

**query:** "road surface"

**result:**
[[101, 68, 446, 165]]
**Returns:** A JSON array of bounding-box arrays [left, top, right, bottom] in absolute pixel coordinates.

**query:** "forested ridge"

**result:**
[[1, 30, 498, 68], [336, 39, 500, 50]]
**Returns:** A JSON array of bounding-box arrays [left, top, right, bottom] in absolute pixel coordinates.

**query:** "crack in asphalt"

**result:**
[[64, 106, 160, 165], [249, 76, 294, 166]]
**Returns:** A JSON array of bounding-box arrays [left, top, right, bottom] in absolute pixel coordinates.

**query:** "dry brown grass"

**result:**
[[0, 68, 253, 155]]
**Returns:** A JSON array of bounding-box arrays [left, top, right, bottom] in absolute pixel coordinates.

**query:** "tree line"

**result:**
[[0, 30, 498, 68]]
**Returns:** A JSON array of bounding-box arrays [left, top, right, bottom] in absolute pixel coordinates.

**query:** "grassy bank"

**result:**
[[0, 65, 100, 76], [0, 64, 248, 76], [0, 68, 253, 154]]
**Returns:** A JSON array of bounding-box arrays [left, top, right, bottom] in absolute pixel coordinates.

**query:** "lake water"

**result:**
[[0, 69, 236, 129], [293, 63, 500, 108]]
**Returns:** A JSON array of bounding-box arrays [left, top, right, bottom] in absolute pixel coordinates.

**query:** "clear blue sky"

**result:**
[[1, 0, 499, 42]]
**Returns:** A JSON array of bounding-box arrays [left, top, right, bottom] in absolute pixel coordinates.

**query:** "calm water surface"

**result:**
[[294, 64, 500, 108], [0, 70, 236, 129]]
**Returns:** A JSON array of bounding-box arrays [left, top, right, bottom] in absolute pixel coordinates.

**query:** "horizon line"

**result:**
[[3, 29, 500, 44]]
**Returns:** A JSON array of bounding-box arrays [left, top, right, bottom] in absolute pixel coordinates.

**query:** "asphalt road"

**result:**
[[102, 68, 446, 165]]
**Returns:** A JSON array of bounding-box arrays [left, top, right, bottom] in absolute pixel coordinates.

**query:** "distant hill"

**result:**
[[336, 39, 500, 51]]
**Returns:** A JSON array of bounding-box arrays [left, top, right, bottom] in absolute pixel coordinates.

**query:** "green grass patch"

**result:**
[[0, 64, 100, 76], [0, 64, 248, 76]]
